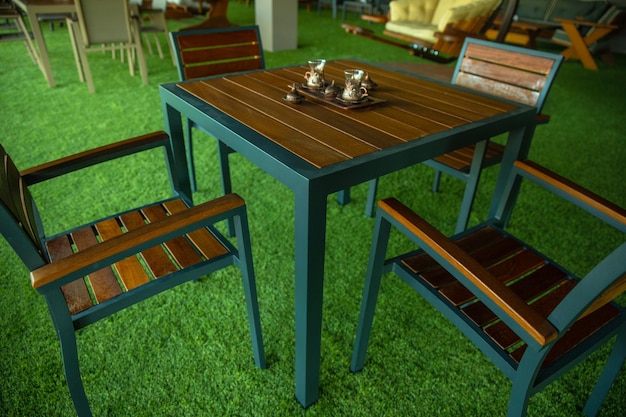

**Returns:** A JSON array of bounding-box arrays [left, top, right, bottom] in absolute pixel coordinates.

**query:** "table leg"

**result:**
[[161, 102, 194, 202], [488, 125, 529, 223], [294, 182, 328, 408]]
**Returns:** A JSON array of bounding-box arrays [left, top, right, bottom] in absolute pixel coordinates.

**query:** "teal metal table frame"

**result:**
[[158, 60, 536, 408]]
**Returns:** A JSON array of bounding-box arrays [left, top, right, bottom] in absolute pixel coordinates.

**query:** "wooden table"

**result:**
[[12, 0, 75, 87], [159, 59, 536, 407]]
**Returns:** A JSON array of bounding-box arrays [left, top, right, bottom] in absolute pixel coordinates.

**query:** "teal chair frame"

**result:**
[[365, 38, 563, 233], [1, 132, 265, 417], [352, 159, 626, 417], [169, 25, 265, 196]]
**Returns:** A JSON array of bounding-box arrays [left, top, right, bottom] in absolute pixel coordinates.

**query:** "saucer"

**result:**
[[336, 94, 368, 105]]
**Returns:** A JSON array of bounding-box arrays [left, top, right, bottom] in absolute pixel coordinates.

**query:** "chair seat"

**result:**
[[431, 141, 505, 173], [398, 224, 622, 369], [45, 198, 229, 317]]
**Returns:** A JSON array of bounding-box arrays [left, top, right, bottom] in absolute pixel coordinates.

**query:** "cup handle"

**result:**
[[360, 86, 368, 98]]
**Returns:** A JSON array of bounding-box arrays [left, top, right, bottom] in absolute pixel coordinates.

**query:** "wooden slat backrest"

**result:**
[[172, 26, 264, 81], [453, 39, 561, 111], [1, 144, 44, 257]]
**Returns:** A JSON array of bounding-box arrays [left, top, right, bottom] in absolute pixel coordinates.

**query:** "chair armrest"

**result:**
[[514, 160, 626, 232], [379, 197, 559, 347], [20, 131, 171, 186], [31, 193, 244, 290]]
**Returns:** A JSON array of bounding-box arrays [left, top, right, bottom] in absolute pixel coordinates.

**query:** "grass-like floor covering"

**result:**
[[1, 2, 625, 416]]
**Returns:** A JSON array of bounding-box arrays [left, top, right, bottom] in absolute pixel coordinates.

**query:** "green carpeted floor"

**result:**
[[1, 2, 625, 416]]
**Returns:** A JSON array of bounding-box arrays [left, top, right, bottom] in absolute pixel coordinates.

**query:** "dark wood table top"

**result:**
[[176, 59, 518, 170]]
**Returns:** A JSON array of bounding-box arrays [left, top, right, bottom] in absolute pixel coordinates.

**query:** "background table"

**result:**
[[159, 59, 536, 407]]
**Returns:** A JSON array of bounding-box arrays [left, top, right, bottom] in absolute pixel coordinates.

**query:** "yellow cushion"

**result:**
[[389, 0, 440, 24]]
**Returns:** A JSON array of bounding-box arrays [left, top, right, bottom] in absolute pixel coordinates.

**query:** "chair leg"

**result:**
[[583, 328, 626, 417], [351, 210, 392, 372], [365, 178, 378, 217], [455, 140, 488, 234], [432, 169, 442, 193], [184, 119, 197, 193], [233, 204, 266, 369], [69, 22, 95, 93], [217, 140, 236, 236], [45, 292, 93, 417]]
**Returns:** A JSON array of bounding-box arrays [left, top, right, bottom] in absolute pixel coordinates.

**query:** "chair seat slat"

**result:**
[[119, 210, 180, 278], [46, 235, 94, 314], [440, 248, 545, 306], [95, 218, 150, 291], [141, 204, 204, 268], [462, 264, 567, 327], [71, 226, 123, 303], [163, 199, 229, 259], [485, 280, 577, 350]]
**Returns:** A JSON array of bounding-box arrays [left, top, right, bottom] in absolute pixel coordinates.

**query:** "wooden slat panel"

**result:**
[[510, 304, 621, 366], [162, 199, 229, 259], [463, 264, 568, 327], [176, 28, 259, 49], [95, 218, 150, 291], [419, 236, 523, 288], [71, 226, 123, 303], [181, 44, 262, 67], [181, 81, 348, 168], [440, 248, 545, 306], [459, 58, 548, 92], [485, 281, 577, 350], [141, 204, 204, 268], [184, 57, 263, 81], [455, 72, 541, 108], [119, 210, 179, 278], [464, 42, 557, 75], [46, 235, 94, 314], [402, 227, 502, 275]]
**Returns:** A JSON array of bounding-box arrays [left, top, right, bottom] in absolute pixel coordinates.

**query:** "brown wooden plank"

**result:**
[[247, 70, 436, 142], [440, 248, 546, 306], [485, 281, 577, 350], [459, 58, 548, 92], [419, 236, 523, 288], [402, 227, 503, 275], [456, 72, 541, 108], [46, 235, 94, 314], [162, 199, 229, 259], [464, 42, 557, 75], [95, 218, 150, 291], [119, 210, 180, 278], [141, 204, 204, 268], [71, 226, 123, 303], [509, 304, 621, 365], [179, 82, 348, 168], [463, 263, 568, 327]]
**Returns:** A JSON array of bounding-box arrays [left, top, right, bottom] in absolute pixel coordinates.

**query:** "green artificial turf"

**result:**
[[1, 2, 625, 416]]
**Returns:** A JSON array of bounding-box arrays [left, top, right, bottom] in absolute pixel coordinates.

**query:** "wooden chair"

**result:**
[[0, 6, 37, 63], [66, 0, 148, 93], [365, 38, 563, 234], [170, 25, 265, 197], [0, 132, 265, 417], [352, 159, 626, 417], [129, 0, 176, 66]]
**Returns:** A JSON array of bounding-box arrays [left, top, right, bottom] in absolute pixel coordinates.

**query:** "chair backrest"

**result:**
[[74, 0, 134, 45], [451, 38, 563, 113], [0, 144, 47, 270], [170, 25, 265, 81]]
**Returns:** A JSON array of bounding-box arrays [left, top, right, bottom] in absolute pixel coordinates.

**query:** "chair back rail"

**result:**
[[453, 40, 562, 111], [75, 0, 134, 45], [171, 26, 264, 81]]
